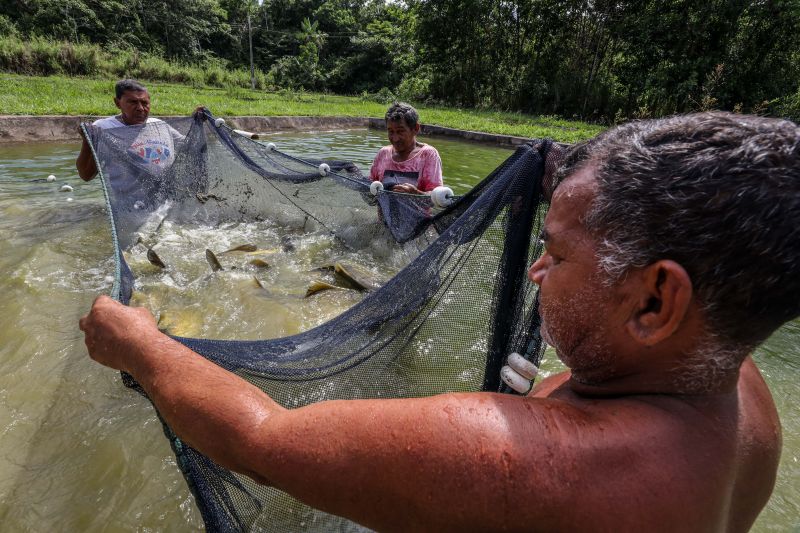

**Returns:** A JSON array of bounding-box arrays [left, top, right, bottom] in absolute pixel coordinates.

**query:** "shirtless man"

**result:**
[[79, 112, 798, 531]]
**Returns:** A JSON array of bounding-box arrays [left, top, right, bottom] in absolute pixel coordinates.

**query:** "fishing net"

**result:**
[[83, 109, 555, 532]]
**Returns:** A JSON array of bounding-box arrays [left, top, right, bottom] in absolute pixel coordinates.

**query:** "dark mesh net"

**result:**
[[83, 110, 554, 532]]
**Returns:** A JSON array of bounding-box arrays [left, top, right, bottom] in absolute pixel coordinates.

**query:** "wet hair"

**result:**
[[115, 79, 148, 99], [385, 102, 419, 129], [561, 112, 800, 350]]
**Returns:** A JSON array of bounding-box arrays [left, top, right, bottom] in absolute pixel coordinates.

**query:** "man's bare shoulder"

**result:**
[[511, 362, 780, 531]]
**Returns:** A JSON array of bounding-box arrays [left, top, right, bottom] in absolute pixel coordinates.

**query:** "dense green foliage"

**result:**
[[418, 0, 800, 121], [1, 0, 798, 122]]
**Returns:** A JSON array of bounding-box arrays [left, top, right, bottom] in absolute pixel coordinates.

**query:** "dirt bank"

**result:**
[[0, 115, 535, 147]]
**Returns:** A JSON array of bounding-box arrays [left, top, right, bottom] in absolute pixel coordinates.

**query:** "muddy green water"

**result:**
[[0, 130, 796, 531]]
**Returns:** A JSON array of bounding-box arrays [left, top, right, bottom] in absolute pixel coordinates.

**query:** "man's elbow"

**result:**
[[76, 162, 96, 181], [77, 170, 96, 182]]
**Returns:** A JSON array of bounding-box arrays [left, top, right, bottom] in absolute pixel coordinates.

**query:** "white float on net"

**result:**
[[500, 366, 533, 394], [507, 352, 539, 380], [370, 181, 384, 196], [500, 352, 539, 394], [430, 186, 454, 208]]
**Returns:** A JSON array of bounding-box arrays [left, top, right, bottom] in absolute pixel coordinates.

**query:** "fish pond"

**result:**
[[0, 128, 797, 531]]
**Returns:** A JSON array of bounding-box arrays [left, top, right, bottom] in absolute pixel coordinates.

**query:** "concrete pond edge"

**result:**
[[0, 115, 538, 147]]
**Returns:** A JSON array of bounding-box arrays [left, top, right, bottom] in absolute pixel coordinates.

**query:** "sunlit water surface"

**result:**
[[0, 129, 796, 531]]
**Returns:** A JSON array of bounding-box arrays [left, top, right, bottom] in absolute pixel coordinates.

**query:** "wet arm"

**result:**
[[142, 350, 538, 531], [80, 296, 561, 531], [76, 136, 98, 181]]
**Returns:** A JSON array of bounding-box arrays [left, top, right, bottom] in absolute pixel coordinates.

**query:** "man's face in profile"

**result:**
[[115, 90, 151, 125], [528, 166, 626, 383]]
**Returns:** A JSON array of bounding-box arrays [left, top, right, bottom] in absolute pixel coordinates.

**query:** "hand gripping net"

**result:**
[[83, 109, 557, 531]]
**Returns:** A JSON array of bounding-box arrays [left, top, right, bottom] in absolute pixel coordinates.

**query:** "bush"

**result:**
[[0, 15, 18, 37], [28, 38, 62, 76], [58, 42, 99, 76], [772, 91, 800, 123], [0, 36, 28, 73], [359, 87, 396, 104], [397, 73, 431, 102], [0, 36, 269, 92], [204, 65, 226, 87]]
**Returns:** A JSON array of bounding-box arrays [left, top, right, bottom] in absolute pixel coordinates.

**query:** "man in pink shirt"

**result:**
[[369, 102, 443, 194]]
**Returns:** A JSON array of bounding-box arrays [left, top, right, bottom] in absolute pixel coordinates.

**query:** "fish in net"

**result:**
[[82, 109, 556, 531]]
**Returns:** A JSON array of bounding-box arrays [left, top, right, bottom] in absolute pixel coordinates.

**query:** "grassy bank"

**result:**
[[0, 74, 603, 143]]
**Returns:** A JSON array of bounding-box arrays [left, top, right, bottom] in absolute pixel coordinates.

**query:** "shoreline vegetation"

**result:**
[[1, 1, 798, 133], [0, 73, 603, 144], [0, 34, 602, 143]]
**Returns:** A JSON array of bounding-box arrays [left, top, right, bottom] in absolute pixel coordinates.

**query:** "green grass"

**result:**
[[0, 74, 604, 143]]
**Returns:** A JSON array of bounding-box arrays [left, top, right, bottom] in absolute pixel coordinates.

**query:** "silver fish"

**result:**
[[222, 244, 258, 253], [304, 281, 342, 298], [146, 248, 166, 269], [205, 249, 224, 272], [249, 258, 270, 269], [333, 262, 380, 292]]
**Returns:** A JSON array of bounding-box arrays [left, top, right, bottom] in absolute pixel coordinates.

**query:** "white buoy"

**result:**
[[507, 352, 539, 380], [266, 142, 277, 151], [431, 186, 455, 208], [370, 181, 384, 196], [104, 275, 114, 284], [133, 200, 146, 210], [47, 174, 56, 182], [60, 184, 73, 192], [66, 197, 74, 202], [214, 117, 226, 128], [500, 365, 534, 394], [318, 163, 330, 176]]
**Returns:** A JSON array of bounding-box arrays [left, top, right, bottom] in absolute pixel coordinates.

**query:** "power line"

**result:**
[[229, 23, 381, 37]]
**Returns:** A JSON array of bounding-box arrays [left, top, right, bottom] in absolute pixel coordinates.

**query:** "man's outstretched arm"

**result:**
[[79, 295, 568, 531], [76, 133, 98, 181]]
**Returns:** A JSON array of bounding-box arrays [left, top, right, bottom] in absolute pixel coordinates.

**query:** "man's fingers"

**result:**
[[393, 184, 417, 194], [80, 295, 113, 332], [92, 294, 115, 312]]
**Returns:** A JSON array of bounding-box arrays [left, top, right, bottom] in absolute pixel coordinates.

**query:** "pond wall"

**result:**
[[0, 115, 541, 147]]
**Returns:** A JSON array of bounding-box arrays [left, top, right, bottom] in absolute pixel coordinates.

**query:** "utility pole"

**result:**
[[247, 12, 255, 90]]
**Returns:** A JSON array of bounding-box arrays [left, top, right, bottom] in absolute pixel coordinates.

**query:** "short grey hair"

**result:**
[[562, 112, 800, 350], [385, 102, 419, 129], [115, 79, 148, 99]]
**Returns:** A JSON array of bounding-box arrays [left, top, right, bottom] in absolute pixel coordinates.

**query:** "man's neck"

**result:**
[[393, 142, 422, 161], [567, 365, 741, 397], [117, 114, 145, 126]]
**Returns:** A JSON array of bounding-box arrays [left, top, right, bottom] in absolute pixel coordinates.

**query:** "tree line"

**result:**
[[1, 0, 798, 122]]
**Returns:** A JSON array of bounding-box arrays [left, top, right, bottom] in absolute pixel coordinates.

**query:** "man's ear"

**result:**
[[625, 260, 693, 346], [413, 123, 421, 134], [114, 97, 121, 110]]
